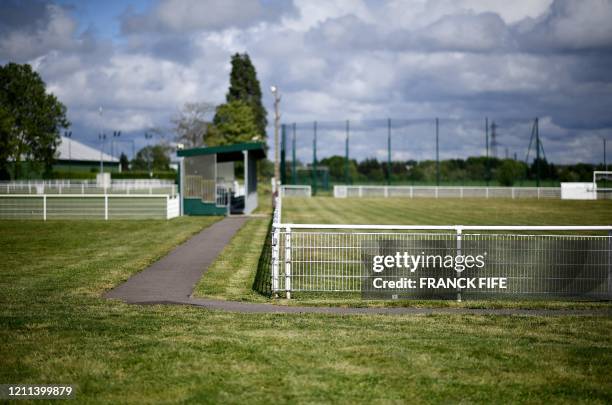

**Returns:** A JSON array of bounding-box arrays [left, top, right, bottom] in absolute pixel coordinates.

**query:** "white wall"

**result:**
[[561, 183, 596, 200]]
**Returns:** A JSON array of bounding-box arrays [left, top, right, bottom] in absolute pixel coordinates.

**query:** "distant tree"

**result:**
[[358, 158, 384, 181], [496, 159, 526, 186], [171, 102, 215, 148], [320, 155, 358, 182], [0, 105, 15, 179], [0, 63, 69, 179], [224, 53, 267, 139], [119, 152, 129, 172], [209, 101, 260, 146], [131, 145, 171, 171]]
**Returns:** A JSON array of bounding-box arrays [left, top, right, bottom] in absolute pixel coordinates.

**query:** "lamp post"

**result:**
[[145, 132, 153, 178], [112, 131, 121, 173], [270, 85, 281, 205], [111, 131, 121, 158], [98, 107, 104, 173], [64, 131, 72, 175], [99, 132, 106, 173]]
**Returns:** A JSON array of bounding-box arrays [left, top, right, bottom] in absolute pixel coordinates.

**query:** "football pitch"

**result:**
[[1, 197, 612, 403]]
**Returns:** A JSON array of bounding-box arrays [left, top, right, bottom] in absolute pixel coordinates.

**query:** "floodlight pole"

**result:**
[[387, 118, 391, 185], [345, 120, 350, 185], [435, 117, 440, 186], [535, 118, 540, 188], [485, 117, 489, 186], [271, 86, 281, 204], [98, 107, 104, 173], [292, 123, 297, 185], [604, 138, 607, 172], [312, 121, 318, 195]]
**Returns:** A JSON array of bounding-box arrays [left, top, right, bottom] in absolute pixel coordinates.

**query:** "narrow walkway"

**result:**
[[105, 217, 247, 303], [105, 217, 610, 317]]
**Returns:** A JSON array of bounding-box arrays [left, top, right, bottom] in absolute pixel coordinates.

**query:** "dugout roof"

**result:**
[[177, 142, 266, 162]]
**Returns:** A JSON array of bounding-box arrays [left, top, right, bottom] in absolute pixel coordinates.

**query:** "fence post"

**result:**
[[460, 187, 463, 199], [537, 187, 541, 199], [512, 187, 515, 199], [271, 225, 280, 297], [43, 195, 47, 221], [359, 186, 363, 198], [104, 195, 108, 220], [608, 231, 612, 299], [285, 226, 292, 299], [456, 226, 462, 302], [384, 186, 388, 198], [486, 188, 489, 199], [410, 186, 413, 199]]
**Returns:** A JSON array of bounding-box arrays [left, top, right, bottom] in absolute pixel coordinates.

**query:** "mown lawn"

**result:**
[[2, 218, 612, 403], [196, 197, 612, 309], [281, 197, 612, 226]]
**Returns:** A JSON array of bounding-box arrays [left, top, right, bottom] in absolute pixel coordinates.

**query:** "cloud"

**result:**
[[516, 0, 612, 52], [1, 0, 611, 164], [121, 0, 296, 34], [0, 1, 95, 62]]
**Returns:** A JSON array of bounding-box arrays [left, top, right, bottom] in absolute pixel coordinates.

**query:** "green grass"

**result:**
[[282, 197, 612, 226], [194, 217, 270, 302], [1, 218, 612, 403], [195, 196, 612, 309]]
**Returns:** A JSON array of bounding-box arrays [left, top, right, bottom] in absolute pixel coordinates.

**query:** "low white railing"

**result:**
[[280, 185, 312, 197], [0, 194, 180, 220], [271, 191, 612, 300], [0, 180, 177, 197], [333, 185, 561, 199]]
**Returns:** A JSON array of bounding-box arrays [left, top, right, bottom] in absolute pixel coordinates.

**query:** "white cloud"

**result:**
[[1, 0, 611, 163]]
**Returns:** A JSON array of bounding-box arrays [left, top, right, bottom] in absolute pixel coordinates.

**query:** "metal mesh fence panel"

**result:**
[[272, 229, 612, 300]]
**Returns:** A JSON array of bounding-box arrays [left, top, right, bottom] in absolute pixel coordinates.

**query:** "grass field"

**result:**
[[196, 196, 612, 308], [281, 197, 612, 226], [2, 197, 612, 402]]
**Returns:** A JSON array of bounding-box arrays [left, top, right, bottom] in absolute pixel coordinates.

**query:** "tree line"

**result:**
[[297, 155, 603, 186], [0, 53, 268, 180]]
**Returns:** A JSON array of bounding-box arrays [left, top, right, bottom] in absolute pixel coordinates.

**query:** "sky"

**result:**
[[1, 0, 611, 164]]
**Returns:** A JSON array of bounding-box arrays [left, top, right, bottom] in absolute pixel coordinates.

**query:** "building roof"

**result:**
[[57, 136, 119, 163], [177, 142, 266, 162]]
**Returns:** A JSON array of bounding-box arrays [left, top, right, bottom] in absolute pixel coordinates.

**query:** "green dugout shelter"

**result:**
[[177, 142, 266, 216]]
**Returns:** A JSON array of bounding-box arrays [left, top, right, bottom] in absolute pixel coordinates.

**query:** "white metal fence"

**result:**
[[271, 198, 612, 300], [0, 194, 180, 220], [280, 185, 312, 197], [0, 180, 177, 197], [334, 185, 561, 199]]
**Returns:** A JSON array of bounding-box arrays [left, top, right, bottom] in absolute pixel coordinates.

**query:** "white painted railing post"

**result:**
[[104, 195, 108, 220], [512, 187, 515, 199], [456, 226, 462, 302], [460, 187, 464, 199], [410, 186, 413, 199], [384, 186, 388, 198], [486, 188, 489, 199], [359, 186, 363, 198], [537, 188, 541, 199], [271, 225, 280, 297], [43, 195, 47, 221], [285, 226, 292, 299]]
